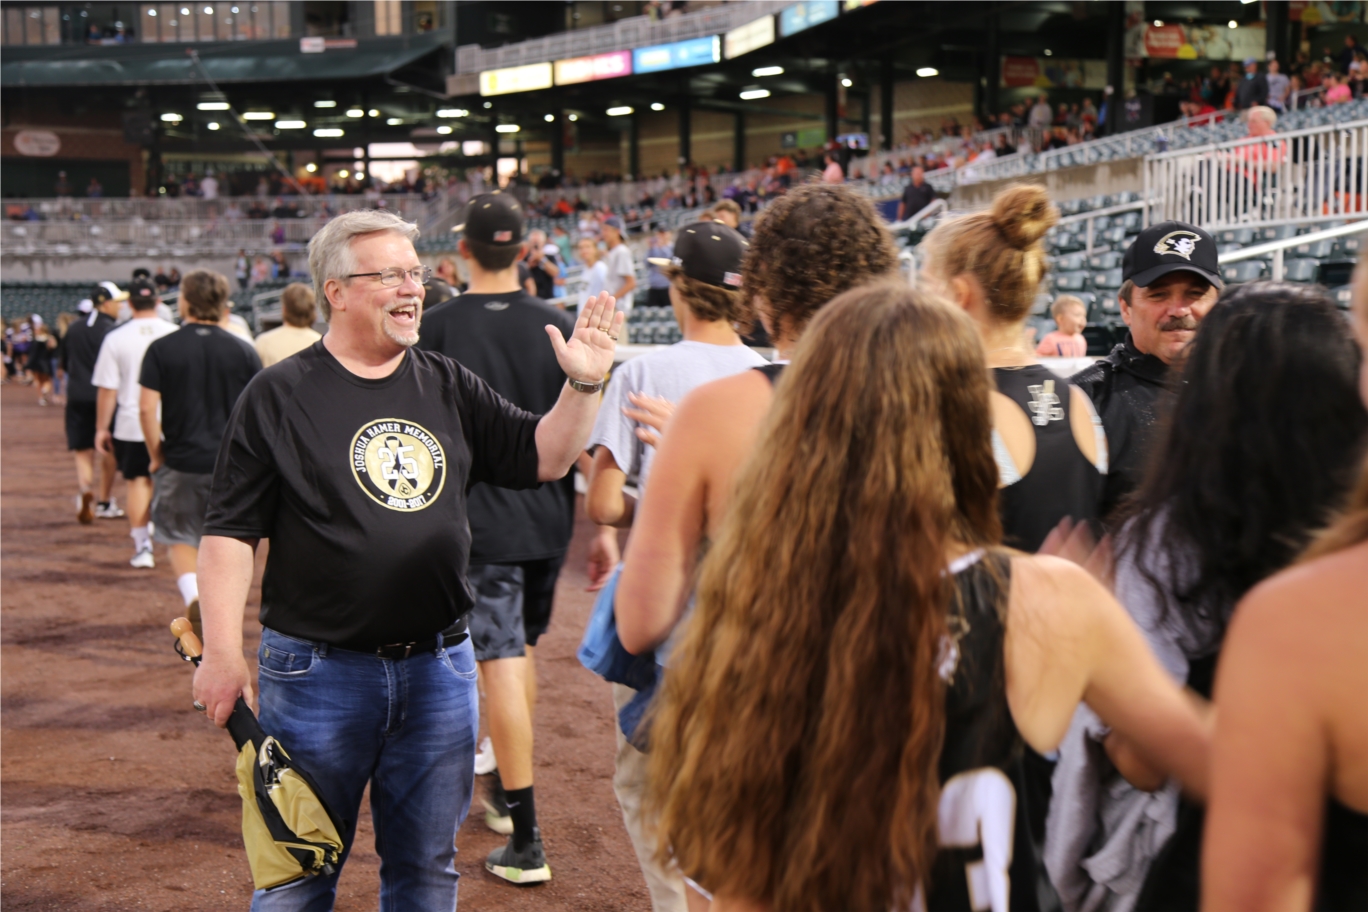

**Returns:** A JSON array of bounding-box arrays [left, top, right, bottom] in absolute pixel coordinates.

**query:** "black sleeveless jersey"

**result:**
[[927, 551, 1062, 912], [754, 362, 786, 384], [993, 366, 1103, 553]]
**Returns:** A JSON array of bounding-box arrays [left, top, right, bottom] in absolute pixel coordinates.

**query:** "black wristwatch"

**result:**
[[568, 377, 605, 394]]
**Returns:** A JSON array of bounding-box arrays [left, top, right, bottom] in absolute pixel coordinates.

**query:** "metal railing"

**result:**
[[455, 1, 791, 74], [1289, 84, 1328, 110], [1, 193, 440, 224], [1216, 218, 1366, 282], [1145, 119, 1368, 228]]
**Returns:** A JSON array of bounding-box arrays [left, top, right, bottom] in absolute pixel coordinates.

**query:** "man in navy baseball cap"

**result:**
[[1072, 220, 1223, 521]]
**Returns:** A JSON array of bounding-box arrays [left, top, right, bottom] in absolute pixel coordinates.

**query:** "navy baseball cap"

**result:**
[[451, 191, 526, 246], [1123, 221, 1223, 289], [602, 215, 625, 233], [647, 221, 746, 289]]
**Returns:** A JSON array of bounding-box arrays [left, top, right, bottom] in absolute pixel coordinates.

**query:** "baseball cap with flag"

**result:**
[[450, 191, 526, 247], [1122, 220, 1223, 289], [647, 221, 747, 289]]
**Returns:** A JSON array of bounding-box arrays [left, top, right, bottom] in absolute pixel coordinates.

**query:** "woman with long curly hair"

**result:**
[[1203, 265, 1368, 912], [611, 182, 900, 912], [645, 283, 1210, 912]]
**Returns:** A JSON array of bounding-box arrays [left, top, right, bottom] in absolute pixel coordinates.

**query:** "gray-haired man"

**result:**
[[192, 209, 623, 910]]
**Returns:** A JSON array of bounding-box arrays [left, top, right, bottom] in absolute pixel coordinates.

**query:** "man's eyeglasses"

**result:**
[[345, 266, 433, 287]]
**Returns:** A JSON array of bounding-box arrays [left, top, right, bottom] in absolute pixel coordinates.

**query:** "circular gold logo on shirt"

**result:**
[[350, 419, 447, 512]]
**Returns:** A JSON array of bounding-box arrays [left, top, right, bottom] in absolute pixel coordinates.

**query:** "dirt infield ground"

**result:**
[[1, 384, 650, 910]]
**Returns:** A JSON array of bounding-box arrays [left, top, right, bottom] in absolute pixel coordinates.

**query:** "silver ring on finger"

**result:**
[[193, 700, 207, 712]]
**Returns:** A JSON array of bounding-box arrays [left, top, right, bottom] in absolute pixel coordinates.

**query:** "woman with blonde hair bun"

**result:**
[[921, 184, 1107, 553], [645, 283, 1210, 912]]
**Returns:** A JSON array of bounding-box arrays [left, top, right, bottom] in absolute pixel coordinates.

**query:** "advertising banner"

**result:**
[[555, 50, 632, 85], [779, 1, 839, 37], [1124, 21, 1266, 60], [724, 15, 776, 59], [633, 36, 721, 74], [1001, 57, 1107, 89], [479, 62, 554, 96]]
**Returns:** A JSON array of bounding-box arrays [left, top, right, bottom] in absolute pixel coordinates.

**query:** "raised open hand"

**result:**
[[546, 292, 625, 385]]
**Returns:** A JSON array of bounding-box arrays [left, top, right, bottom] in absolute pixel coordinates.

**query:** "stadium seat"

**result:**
[[1259, 225, 1298, 242], [1100, 227, 1128, 245], [1088, 251, 1123, 271], [1053, 252, 1088, 273], [1114, 212, 1142, 233], [1282, 258, 1321, 283], [1293, 239, 1336, 259], [1333, 236, 1361, 258], [1055, 272, 1090, 292], [1221, 261, 1265, 284], [1093, 268, 1124, 291], [1218, 228, 1257, 246]]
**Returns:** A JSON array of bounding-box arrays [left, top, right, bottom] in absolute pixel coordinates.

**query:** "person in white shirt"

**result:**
[[578, 237, 609, 309], [602, 216, 637, 314], [254, 282, 322, 367], [1029, 94, 1054, 130], [92, 278, 177, 568], [200, 171, 219, 201]]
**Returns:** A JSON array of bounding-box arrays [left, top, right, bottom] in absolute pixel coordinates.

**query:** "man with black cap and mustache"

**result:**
[[1072, 220, 1222, 523]]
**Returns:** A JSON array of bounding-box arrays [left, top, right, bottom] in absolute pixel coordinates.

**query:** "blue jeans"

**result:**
[[249, 628, 479, 912]]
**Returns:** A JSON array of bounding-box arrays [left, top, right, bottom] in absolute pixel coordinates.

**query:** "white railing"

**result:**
[[1216, 218, 1366, 282], [455, 1, 792, 74], [1145, 119, 1368, 228], [1288, 84, 1327, 110]]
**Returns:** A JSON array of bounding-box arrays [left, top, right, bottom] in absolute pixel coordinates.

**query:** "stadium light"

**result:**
[[739, 88, 771, 100], [275, 120, 306, 129], [160, 113, 183, 123], [305, 162, 317, 172], [314, 127, 345, 137], [568, 113, 578, 121], [437, 108, 468, 118], [841, 78, 853, 88], [544, 113, 555, 122], [495, 123, 521, 133], [437, 125, 453, 134], [204, 6, 212, 13], [346, 108, 364, 117], [483, 101, 493, 109], [197, 101, 230, 110], [368, 108, 380, 117], [147, 8, 156, 15], [1228, 19, 1237, 27], [651, 102, 665, 111], [206, 122, 220, 130], [607, 106, 634, 116], [386, 117, 402, 125], [917, 67, 939, 77], [242, 111, 274, 120], [314, 100, 336, 108], [1154, 19, 1163, 26], [752, 65, 783, 77], [1044, 49, 1053, 56], [338, 169, 349, 178]]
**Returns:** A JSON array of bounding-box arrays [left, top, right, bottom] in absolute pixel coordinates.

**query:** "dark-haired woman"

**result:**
[[1204, 267, 1368, 912], [1048, 281, 1368, 912], [922, 184, 1107, 553], [645, 283, 1210, 912]]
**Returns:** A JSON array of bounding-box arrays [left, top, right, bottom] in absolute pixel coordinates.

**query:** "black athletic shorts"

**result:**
[[467, 553, 567, 661], [65, 400, 98, 451], [113, 438, 151, 480]]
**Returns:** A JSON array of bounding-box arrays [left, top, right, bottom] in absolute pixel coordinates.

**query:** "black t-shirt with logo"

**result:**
[[139, 324, 262, 474], [418, 291, 577, 563], [59, 311, 116, 403], [203, 341, 542, 648]]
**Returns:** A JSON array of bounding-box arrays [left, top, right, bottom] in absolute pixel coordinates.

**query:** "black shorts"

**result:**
[[65, 400, 98, 451], [467, 554, 566, 661], [113, 438, 151, 480]]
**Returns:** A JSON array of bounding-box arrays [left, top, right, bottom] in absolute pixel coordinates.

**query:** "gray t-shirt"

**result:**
[[589, 341, 768, 491], [604, 242, 636, 313]]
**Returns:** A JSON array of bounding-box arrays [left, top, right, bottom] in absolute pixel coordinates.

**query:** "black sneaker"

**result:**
[[481, 781, 513, 835], [485, 829, 551, 884]]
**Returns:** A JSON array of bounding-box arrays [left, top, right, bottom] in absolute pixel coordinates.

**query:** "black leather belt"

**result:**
[[340, 616, 468, 660]]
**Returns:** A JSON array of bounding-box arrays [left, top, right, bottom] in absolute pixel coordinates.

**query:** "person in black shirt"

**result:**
[[192, 208, 623, 910], [419, 192, 576, 885], [522, 228, 560, 302], [62, 287, 122, 523], [1071, 221, 1221, 524], [897, 166, 938, 222], [139, 269, 261, 636]]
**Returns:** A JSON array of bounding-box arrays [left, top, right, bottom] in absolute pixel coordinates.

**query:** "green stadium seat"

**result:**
[[1088, 251, 1123, 271], [1283, 258, 1320, 283], [1093, 268, 1124, 291], [1221, 261, 1265, 283]]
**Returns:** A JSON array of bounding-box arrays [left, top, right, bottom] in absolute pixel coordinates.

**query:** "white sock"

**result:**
[[131, 526, 150, 552], [177, 573, 199, 606]]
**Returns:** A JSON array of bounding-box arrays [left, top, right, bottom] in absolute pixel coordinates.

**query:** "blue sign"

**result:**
[[633, 36, 721, 74], [779, 0, 839, 37]]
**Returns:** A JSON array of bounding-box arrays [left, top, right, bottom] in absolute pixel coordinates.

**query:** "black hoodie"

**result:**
[[1070, 332, 1172, 525]]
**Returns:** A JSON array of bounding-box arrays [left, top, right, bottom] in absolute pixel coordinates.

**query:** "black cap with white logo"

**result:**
[[1123, 220, 1223, 289], [646, 221, 747, 289], [128, 278, 159, 303], [451, 191, 526, 246]]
